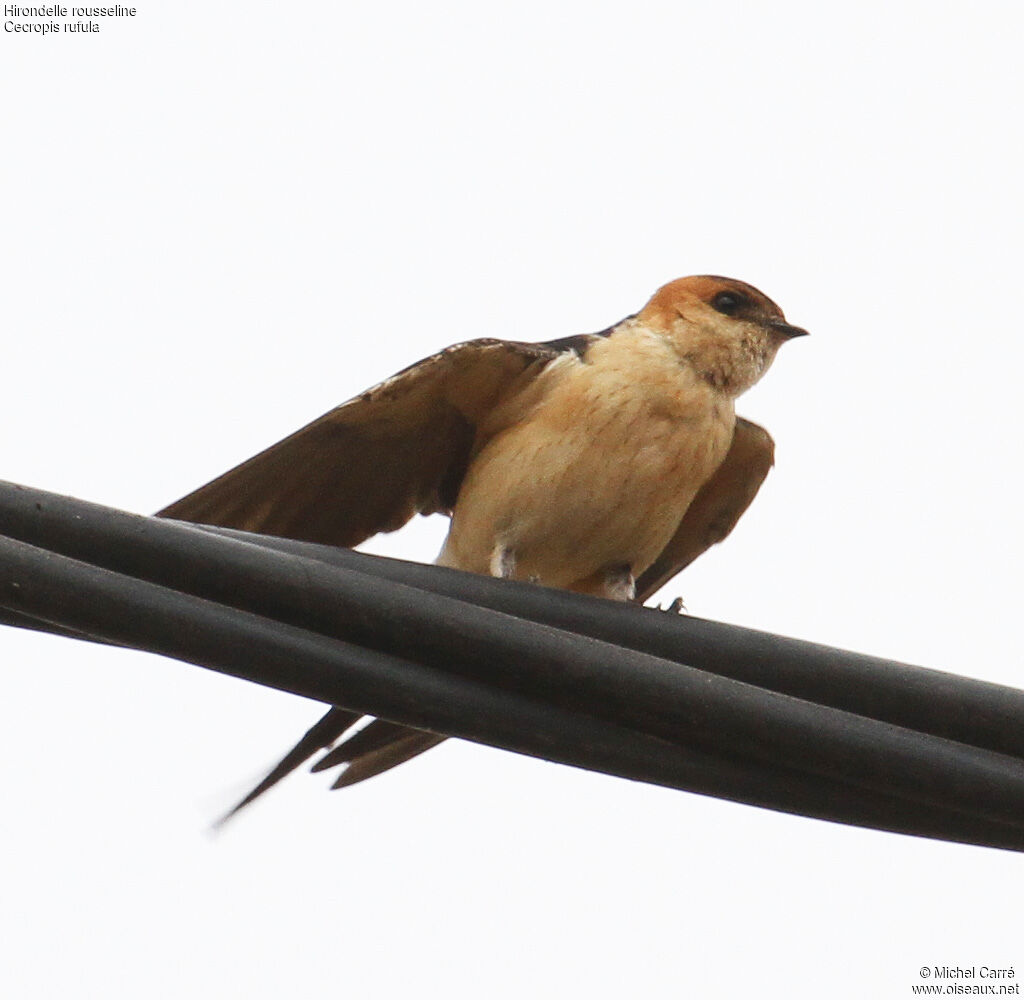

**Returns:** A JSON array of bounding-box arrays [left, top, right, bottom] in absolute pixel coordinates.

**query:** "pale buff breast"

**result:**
[[438, 329, 736, 588]]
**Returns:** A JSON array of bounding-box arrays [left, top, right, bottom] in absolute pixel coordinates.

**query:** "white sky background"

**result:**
[[2, 2, 1022, 997]]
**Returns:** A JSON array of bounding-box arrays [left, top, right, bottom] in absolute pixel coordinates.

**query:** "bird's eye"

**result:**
[[712, 291, 745, 315]]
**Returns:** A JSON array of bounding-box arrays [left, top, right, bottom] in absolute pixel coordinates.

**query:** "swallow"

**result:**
[[158, 275, 808, 818]]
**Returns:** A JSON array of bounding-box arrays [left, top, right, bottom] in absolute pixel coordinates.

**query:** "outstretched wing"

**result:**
[[162, 332, 614, 819], [158, 338, 572, 545], [635, 417, 775, 602]]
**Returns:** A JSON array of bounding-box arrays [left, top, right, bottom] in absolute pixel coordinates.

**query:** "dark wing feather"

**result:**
[[635, 417, 775, 603], [158, 338, 564, 546]]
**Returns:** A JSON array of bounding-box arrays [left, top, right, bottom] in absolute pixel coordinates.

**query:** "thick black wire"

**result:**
[[3, 479, 1024, 850], [7, 533, 1024, 850]]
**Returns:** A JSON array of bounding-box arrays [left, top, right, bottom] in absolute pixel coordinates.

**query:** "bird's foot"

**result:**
[[602, 564, 636, 602], [489, 544, 516, 579], [658, 596, 686, 614]]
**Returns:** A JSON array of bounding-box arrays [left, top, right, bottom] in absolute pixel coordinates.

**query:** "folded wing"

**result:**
[[635, 417, 775, 602]]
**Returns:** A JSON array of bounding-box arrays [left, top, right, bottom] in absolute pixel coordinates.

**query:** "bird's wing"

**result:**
[[634, 416, 775, 603], [161, 333, 616, 818], [158, 337, 577, 545]]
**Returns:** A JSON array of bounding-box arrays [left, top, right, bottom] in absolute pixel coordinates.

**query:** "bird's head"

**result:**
[[637, 275, 808, 396]]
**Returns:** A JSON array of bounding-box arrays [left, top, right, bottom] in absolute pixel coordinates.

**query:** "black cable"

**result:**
[[3, 479, 1024, 851]]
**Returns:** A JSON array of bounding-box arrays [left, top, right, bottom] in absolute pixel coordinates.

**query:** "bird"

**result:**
[[157, 274, 808, 818]]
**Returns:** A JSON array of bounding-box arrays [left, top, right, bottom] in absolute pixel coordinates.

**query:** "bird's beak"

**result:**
[[767, 319, 810, 340]]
